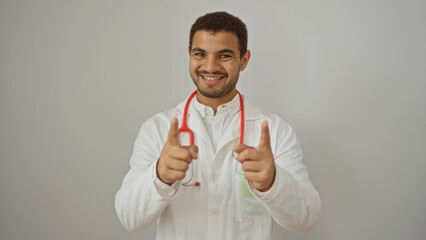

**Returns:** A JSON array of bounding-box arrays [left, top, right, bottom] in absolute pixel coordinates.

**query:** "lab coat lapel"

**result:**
[[216, 99, 264, 151], [217, 112, 245, 151]]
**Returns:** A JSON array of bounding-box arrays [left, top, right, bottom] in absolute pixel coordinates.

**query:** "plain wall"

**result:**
[[1, 0, 425, 239]]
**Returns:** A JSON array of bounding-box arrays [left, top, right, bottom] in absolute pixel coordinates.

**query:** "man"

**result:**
[[115, 11, 321, 239]]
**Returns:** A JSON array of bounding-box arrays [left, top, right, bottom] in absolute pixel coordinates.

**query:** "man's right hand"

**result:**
[[157, 117, 198, 185]]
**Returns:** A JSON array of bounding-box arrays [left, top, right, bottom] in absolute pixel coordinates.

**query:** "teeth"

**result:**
[[203, 76, 222, 81]]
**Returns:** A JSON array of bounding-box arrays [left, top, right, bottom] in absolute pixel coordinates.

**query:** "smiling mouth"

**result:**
[[201, 75, 224, 81]]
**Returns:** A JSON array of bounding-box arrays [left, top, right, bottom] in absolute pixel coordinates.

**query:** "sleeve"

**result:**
[[247, 117, 322, 233], [114, 118, 181, 232]]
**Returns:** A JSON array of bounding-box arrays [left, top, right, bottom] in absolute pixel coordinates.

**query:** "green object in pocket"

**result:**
[[240, 173, 253, 197]]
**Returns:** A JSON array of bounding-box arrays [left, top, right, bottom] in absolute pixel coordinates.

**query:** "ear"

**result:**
[[188, 46, 191, 56], [240, 50, 251, 71]]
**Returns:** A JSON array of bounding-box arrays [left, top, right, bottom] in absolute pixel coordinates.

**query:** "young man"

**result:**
[[115, 12, 321, 239]]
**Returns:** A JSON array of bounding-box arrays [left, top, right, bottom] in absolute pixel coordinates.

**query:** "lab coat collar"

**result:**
[[192, 93, 242, 118], [175, 92, 264, 121]]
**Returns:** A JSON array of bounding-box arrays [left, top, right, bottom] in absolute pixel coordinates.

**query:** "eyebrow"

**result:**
[[218, 48, 235, 55], [192, 47, 206, 53], [191, 47, 236, 55]]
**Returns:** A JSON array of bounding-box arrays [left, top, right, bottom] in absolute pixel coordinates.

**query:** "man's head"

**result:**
[[188, 12, 251, 103], [189, 11, 248, 58]]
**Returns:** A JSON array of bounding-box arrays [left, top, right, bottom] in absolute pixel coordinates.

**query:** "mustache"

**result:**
[[197, 70, 228, 77]]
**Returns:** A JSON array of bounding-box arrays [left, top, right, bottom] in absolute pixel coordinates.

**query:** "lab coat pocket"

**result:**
[[232, 172, 268, 223]]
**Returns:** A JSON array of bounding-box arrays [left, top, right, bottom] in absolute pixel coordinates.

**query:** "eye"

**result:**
[[193, 52, 205, 57], [220, 54, 232, 59]]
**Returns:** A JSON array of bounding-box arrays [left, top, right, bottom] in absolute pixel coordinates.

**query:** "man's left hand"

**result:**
[[233, 121, 276, 192]]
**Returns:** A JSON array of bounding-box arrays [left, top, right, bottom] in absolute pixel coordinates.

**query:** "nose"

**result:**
[[204, 55, 221, 73]]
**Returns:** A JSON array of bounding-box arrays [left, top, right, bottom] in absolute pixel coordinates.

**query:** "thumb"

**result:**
[[233, 144, 253, 154], [258, 121, 271, 149], [182, 145, 199, 160], [167, 117, 180, 146]]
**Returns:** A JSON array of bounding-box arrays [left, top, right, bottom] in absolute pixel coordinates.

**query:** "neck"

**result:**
[[196, 89, 237, 114]]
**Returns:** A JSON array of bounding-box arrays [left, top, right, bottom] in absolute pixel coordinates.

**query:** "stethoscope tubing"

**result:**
[[178, 89, 245, 186]]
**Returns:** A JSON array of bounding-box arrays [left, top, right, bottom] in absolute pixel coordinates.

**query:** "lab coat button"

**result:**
[[210, 176, 218, 183], [209, 209, 218, 216]]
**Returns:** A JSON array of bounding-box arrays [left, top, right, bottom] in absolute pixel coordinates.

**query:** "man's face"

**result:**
[[189, 30, 250, 99]]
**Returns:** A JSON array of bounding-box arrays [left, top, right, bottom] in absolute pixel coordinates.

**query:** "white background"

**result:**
[[1, 0, 425, 239]]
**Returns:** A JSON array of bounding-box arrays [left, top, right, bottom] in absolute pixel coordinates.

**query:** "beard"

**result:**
[[191, 69, 240, 98]]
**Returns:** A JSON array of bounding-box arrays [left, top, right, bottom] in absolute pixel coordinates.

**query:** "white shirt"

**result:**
[[193, 94, 241, 153], [115, 94, 321, 240]]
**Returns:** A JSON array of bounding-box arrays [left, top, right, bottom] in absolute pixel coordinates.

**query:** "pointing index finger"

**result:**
[[258, 121, 271, 149], [167, 117, 180, 146]]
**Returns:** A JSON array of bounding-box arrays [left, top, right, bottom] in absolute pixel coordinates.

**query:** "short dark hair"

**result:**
[[189, 11, 248, 58]]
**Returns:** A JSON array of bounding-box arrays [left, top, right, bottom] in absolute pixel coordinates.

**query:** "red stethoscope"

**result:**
[[179, 89, 245, 186]]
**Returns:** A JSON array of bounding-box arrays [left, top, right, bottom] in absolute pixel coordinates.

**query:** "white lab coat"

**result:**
[[115, 95, 321, 240]]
